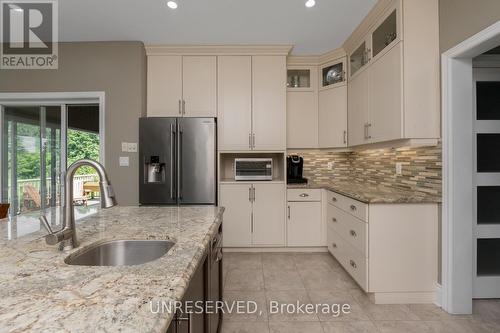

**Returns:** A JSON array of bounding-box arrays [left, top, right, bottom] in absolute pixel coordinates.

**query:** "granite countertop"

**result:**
[[0, 205, 224, 333], [288, 180, 441, 204]]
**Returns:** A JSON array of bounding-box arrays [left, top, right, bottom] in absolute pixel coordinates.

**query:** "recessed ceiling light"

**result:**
[[305, 0, 316, 8], [167, 1, 178, 9]]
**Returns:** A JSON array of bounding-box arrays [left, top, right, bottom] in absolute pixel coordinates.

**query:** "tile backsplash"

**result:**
[[289, 144, 442, 196]]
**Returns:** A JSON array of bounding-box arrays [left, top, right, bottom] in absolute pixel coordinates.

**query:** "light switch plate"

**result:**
[[128, 142, 137, 153], [121, 142, 128, 152], [119, 156, 129, 167], [327, 162, 335, 170]]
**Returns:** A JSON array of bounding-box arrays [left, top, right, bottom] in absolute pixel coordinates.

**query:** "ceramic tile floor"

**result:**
[[220, 252, 500, 333]]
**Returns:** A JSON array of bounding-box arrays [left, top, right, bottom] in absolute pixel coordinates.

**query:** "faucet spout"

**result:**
[[41, 159, 117, 250]]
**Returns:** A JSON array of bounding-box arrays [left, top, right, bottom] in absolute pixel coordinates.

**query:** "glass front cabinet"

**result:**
[[349, 0, 401, 78], [287, 69, 312, 91], [320, 58, 347, 90]]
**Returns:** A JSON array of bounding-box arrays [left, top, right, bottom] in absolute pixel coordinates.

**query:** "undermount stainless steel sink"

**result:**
[[64, 240, 175, 266]]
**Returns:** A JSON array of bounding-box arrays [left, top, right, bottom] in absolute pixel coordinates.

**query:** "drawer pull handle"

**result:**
[[350, 205, 357, 211], [350, 260, 357, 269], [299, 193, 309, 197], [332, 217, 337, 223], [332, 197, 337, 202], [332, 243, 337, 248], [350, 230, 357, 237]]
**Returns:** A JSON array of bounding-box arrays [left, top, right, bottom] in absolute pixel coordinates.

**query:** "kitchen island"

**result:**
[[0, 206, 224, 333]]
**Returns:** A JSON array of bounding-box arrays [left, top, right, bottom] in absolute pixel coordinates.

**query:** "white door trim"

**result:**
[[441, 20, 500, 314]]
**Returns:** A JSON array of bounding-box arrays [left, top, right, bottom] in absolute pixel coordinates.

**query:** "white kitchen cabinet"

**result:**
[[253, 183, 286, 246], [221, 183, 286, 248], [182, 56, 217, 117], [218, 55, 286, 151], [252, 56, 287, 151], [344, 0, 440, 145], [217, 56, 253, 151], [348, 68, 370, 146], [147, 55, 182, 117], [318, 86, 348, 148], [287, 202, 322, 247], [220, 184, 252, 247], [287, 189, 322, 247], [369, 42, 403, 143], [147, 55, 216, 117], [326, 190, 438, 304]]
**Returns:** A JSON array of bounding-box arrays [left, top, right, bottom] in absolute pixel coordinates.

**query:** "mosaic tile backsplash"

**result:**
[[289, 144, 442, 196]]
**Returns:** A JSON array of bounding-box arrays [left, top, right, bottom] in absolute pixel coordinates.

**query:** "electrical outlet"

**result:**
[[327, 162, 335, 170], [119, 156, 129, 167], [128, 142, 137, 152], [396, 162, 403, 175]]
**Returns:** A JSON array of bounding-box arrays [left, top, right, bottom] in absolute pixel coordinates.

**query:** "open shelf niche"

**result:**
[[218, 152, 286, 183]]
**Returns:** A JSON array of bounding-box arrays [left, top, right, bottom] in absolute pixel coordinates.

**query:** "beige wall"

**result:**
[[0, 42, 147, 205], [440, 0, 500, 52]]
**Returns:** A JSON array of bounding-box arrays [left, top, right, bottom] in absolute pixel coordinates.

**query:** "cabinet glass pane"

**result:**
[[477, 187, 500, 224], [477, 82, 500, 120], [350, 42, 366, 77], [477, 238, 500, 276], [322, 63, 344, 87], [477, 134, 500, 172], [287, 70, 310, 88], [372, 10, 397, 58]]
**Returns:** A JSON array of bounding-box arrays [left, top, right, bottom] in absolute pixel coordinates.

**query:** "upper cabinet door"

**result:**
[[369, 42, 403, 143], [320, 58, 347, 90], [147, 55, 182, 117], [318, 85, 348, 148], [252, 56, 287, 151], [370, 0, 402, 63], [182, 56, 217, 117], [217, 56, 253, 151], [349, 39, 370, 79], [348, 67, 370, 146]]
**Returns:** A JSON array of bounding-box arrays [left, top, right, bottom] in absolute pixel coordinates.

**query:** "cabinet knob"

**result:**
[[350, 230, 357, 237], [332, 243, 337, 248], [350, 260, 357, 269], [332, 217, 337, 223], [299, 193, 309, 197], [350, 205, 357, 211], [332, 197, 337, 202]]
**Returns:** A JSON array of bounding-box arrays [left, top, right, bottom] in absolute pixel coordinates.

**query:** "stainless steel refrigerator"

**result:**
[[139, 117, 216, 205]]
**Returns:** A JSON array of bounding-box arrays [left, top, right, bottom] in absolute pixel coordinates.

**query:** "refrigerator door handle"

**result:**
[[177, 124, 183, 201], [170, 123, 175, 199]]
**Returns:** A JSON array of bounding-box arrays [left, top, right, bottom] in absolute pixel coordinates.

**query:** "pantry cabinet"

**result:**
[[218, 55, 287, 151], [147, 55, 217, 117], [221, 183, 285, 247], [345, 0, 439, 146]]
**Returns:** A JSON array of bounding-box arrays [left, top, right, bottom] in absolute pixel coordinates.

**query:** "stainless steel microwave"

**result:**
[[234, 158, 273, 181]]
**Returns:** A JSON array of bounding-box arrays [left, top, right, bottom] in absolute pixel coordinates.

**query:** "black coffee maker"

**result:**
[[287, 155, 308, 184]]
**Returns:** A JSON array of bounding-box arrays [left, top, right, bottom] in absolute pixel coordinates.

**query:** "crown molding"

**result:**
[[343, 0, 391, 53], [145, 44, 293, 56], [287, 48, 346, 67]]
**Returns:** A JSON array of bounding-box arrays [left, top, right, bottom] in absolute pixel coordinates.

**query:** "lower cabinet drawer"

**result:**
[[287, 188, 322, 202], [326, 190, 368, 222], [327, 204, 367, 257], [327, 226, 368, 291]]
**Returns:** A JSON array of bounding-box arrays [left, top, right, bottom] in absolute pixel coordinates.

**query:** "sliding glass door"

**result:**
[[0, 103, 100, 219]]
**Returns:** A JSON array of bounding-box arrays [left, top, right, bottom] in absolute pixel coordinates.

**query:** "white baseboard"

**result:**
[[369, 291, 436, 304], [223, 246, 328, 253], [434, 283, 442, 307]]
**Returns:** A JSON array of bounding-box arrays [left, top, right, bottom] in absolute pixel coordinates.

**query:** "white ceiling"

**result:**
[[58, 0, 376, 55]]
